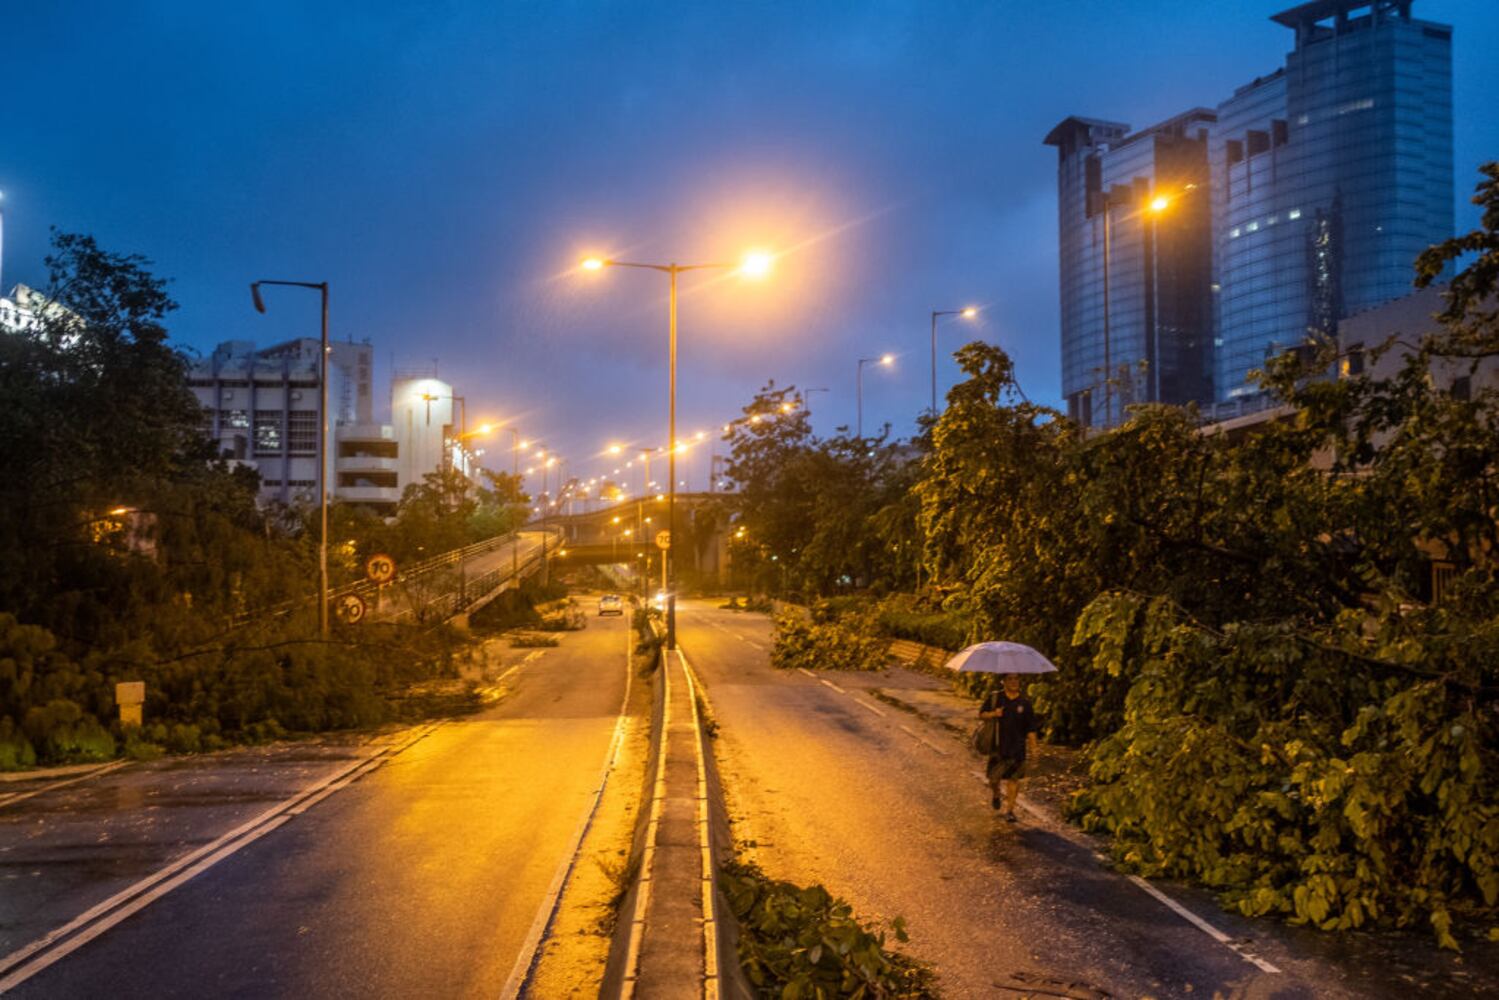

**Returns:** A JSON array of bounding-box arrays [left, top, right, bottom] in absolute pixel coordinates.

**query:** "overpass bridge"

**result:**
[[534, 492, 739, 584]]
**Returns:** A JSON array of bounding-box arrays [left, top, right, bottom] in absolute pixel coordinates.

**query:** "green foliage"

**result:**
[[872, 595, 970, 652], [1061, 164, 1499, 947], [723, 384, 923, 596], [770, 608, 888, 673], [0, 717, 38, 770], [722, 857, 937, 999], [1070, 593, 1498, 950]]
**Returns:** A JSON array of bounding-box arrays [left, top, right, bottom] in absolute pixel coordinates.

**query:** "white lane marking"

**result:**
[[1126, 877, 1281, 974], [962, 767, 1280, 974], [0, 761, 128, 811], [0, 724, 438, 990], [500, 620, 636, 1000], [818, 678, 847, 694], [0, 813, 294, 990], [796, 668, 816, 679], [852, 698, 887, 718]]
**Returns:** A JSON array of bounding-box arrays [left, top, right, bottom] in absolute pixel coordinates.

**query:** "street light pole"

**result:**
[[251, 279, 330, 636], [580, 251, 772, 651], [929, 307, 978, 415], [856, 355, 893, 439], [509, 427, 520, 581]]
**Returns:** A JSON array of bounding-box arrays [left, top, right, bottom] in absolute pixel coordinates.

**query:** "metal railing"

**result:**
[[229, 528, 561, 628]]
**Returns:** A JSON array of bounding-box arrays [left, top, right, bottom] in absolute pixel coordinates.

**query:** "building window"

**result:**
[[1451, 376, 1471, 401], [254, 411, 283, 454], [222, 408, 249, 429], [287, 411, 319, 454], [1226, 139, 1244, 165], [1288, 208, 1302, 220], [262, 479, 283, 488]]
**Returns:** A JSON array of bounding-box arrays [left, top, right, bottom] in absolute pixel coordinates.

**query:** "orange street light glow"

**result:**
[[580, 257, 606, 271], [880, 353, 895, 366], [961, 306, 978, 319], [739, 250, 774, 278], [1150, 195, 1171, 213]]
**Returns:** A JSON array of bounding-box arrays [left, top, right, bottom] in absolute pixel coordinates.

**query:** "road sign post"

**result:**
[[336, 593, 367, 625], [366, 553, 396, 585], [115, 681, 145, 728]]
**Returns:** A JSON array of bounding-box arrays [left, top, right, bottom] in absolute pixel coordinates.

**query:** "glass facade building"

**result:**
[[1047, 0, 1452, 425], [1045, 112, 1216, 427]]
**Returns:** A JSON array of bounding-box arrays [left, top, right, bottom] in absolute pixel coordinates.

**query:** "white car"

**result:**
[[598, 594, 624, 616]]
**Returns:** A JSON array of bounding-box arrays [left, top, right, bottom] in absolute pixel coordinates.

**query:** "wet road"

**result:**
[[675, 600, 1474, 1000], [0, 612, 628, 998]]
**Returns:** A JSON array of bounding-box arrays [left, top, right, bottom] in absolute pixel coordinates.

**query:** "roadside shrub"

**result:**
[[771, 609, 887, 673], [874, 596, 971, 651], [0, 717, 36, 770], [509, 633, 560, 648], [22, 699, 116, 763], [722, 857, 936, 999]]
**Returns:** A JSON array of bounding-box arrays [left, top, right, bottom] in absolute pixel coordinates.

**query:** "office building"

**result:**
[[188, 338, 376, 507], [1045, 111, 1217, 426], [1046, 0, 1453, 426]]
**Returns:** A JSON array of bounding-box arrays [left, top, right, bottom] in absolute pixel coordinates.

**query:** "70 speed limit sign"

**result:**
[[335, 593, 367, 624], [365, 553, 396, 584]]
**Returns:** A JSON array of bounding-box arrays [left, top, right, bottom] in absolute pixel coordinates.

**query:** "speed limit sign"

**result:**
[[366, 553, 396, 584], [336, 593, 367, 624], [655, 530, 672, 550]]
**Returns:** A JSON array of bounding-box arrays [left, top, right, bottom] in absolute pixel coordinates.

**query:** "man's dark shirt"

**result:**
[[980, 690, 1038, 760]]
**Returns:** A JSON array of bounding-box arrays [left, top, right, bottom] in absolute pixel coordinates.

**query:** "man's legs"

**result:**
[[1002, 775, 1022, 815]]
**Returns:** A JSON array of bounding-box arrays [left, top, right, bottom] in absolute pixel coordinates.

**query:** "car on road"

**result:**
[[598, 594, 624, 616]]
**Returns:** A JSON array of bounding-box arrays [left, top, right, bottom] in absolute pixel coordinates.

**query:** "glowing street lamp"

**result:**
[[579, 248, 774, 649], [856, 353, 895, 438], [930, 306, 980, 414]]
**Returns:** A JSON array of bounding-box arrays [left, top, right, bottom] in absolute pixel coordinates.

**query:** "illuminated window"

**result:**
[[254, 411, 282, 454], [1288, 208, 1302, 220]]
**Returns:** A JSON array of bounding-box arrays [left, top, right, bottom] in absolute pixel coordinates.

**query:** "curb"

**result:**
[[604, 623, 747, 999]]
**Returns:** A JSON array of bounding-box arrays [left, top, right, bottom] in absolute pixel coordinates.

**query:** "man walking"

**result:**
[[978, 673, 1039, 822]]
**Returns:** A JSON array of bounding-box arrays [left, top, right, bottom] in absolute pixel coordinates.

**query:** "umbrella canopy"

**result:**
[[944, 641, 1057, 675]]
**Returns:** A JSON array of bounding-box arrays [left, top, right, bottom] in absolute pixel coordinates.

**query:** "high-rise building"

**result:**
[[1045, 0, 1453, 425], [1045, 110, 1217, 427]]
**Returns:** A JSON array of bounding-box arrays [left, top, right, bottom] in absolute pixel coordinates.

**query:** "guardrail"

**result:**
[[229, 528, 561, 628]]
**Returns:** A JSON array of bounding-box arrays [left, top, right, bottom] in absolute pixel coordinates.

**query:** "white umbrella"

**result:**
[[944, 641, 1057, 675]]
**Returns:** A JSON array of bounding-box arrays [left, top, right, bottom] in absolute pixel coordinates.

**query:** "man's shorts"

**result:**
[[988, 755, 1027, 782]]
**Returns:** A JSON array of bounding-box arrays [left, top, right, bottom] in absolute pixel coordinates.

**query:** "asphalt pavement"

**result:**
[[675, 600, 1489, 1000], [0, 610, 630, 998]]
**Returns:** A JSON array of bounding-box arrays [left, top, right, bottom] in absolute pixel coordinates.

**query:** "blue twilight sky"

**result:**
[[2, 0, 1496, 489]]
